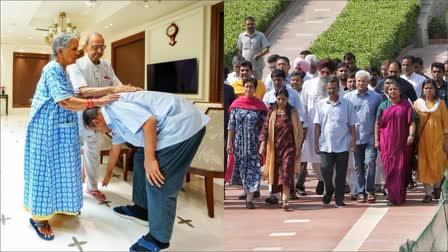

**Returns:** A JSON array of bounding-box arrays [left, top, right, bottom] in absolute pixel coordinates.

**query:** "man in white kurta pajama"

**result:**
[[68, 32, 139, 201]]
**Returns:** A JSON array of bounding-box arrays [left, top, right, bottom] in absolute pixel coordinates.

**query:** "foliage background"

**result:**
[[309, 0, 421, 69], [224, 0, 289, 68]]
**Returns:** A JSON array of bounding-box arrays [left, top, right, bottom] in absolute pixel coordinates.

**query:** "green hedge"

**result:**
[[309, 0, 421, 69], [224, 0, 289, 68]]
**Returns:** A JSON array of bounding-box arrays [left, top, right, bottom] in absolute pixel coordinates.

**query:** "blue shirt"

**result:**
[[313, 96, 358, 153], [344, 89, 382, 145], [262, 85, 308, 127], [265, 74, 291, 91], [101, 91, 209, 150]]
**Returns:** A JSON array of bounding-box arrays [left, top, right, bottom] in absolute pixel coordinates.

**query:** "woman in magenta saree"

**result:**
[[375, 81, 416, 205]]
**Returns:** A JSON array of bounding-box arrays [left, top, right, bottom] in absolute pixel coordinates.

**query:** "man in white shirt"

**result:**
[[68, 32, 140, 202], [301, 58, 345, 195], [401, 55, 426, 98]]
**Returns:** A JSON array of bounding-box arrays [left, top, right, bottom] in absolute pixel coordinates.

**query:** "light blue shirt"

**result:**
[[101, 91, 209, 150], [262, 85, 308, 127], [344, 89, 382, 145], [265, 74, 291, 91], [313, 96, 358, 153]]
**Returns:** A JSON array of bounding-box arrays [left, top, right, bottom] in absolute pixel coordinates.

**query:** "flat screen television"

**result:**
[[147, 58, 198, 94]]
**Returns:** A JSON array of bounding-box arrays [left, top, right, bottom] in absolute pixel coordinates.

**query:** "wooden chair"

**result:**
[[99, 134, 137, 181], [192, 101, 223, 113], [188, 107, 224, 218]]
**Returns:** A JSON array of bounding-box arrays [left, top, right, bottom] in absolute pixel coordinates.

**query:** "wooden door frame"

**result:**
[[209, 1, 224, 103], [13, 52, 50, 108], [111, 31, 145, 70]]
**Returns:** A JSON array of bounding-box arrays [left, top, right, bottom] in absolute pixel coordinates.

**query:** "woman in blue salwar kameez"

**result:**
[[23, 33, 119, 240]]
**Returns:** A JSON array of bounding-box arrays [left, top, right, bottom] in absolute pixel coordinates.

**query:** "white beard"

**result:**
[[315, 77, 330, 98]]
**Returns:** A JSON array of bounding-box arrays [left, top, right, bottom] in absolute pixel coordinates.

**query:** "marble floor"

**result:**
[[0, 109, 224, 251]]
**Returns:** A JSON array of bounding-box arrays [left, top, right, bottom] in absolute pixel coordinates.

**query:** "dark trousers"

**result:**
[[295, 162, 308, 189], [320, 151, 349, 203], [132, 127, 205, 242]]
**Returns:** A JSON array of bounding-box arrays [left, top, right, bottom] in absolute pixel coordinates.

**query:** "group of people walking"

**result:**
[[225, 19, 448, 209]]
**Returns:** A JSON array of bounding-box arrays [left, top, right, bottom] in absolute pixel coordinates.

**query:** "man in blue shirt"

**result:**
[[314, 78, 358, 207], [344, 70, 382, 203], [83, 91, 208, 251]]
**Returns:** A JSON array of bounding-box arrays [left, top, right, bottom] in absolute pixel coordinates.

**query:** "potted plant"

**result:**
[[428, 16, 447, 39]]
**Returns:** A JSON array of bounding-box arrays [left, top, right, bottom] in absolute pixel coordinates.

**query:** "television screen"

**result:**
[[147, 58, 198, 94]]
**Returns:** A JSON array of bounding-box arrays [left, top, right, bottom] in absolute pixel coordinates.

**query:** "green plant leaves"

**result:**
[[309, 0, 421, 69]]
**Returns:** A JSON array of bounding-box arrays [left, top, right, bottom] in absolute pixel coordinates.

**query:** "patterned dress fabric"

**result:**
[[228, 108, 264, 192], [24, 61, 82, 220], [260, 109, 296, 194]]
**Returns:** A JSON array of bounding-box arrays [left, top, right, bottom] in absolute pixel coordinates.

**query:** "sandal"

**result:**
[[86, 189, 107, 202], [282, 202, 293, 211], [29, 218, 54, 240]]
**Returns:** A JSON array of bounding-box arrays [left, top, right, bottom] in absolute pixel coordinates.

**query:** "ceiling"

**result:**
[[0, 0, 194, 46]]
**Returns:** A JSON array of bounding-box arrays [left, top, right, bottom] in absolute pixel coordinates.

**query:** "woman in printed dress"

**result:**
[[24, 33, 118, 240], [226, 77, 267, 209], [259, 87, 303, 210]]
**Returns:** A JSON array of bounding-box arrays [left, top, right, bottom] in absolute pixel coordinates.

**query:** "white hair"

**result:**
[[355, 70, 371, 82], [51, 33, 78, 59], [305, 54, 318, 66]]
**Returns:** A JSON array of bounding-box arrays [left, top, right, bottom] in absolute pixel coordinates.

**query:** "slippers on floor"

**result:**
[[86, 189, 107, 202], [29, 218, 54, 241], [130, 237, 161, 252]]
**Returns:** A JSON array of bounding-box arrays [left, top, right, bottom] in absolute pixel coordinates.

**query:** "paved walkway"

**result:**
[[224, 166, 438, 251], [404, 44, 448, 76], [262, 0, 347, 79]]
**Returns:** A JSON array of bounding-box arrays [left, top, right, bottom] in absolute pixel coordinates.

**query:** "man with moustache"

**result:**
[[336, 62, 350, 92], [68, 32, 140, 203], [237, 16, 270, 80], [265, 56, 292, 91], [374, 60, 417, 102], [301, 58, 345, 195]]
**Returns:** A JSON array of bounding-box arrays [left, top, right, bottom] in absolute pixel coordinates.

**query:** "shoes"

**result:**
[[113, 205, 148, 226], [367, 194, 376, 203], [350, 194, 358, 201], [265, 195, 279, 205], [387, 200, 397, 206], [335, 202, 347, 208], [296, 188, 307, 196], [434, 187, 441, 200], [238, 193, 247, 200], [357, 194, 367, 203], [344, 184, 351, 194], [254, 190, 261, 198], [246, 201, 255, 209], [316, 181, 324, 195], [322, 194, 332, 205], [422, 195, 432, 203], [86, 189, 107, 202], [289, 192, 299, 200]]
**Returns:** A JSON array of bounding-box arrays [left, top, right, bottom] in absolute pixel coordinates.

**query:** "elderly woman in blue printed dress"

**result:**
[[23, 33, 119, 240]]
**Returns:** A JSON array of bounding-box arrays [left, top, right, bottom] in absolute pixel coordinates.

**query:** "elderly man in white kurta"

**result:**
[[68, 32, 139, 202], [301, 58, 345, 195]]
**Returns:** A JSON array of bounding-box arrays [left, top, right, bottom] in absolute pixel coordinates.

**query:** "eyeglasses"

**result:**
[[90, 45, 107, 50]]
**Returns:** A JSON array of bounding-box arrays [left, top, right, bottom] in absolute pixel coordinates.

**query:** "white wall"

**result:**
[[0, 44, 51, 114], [0, 1, 217, 114], [105, 1, 216, 102]]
